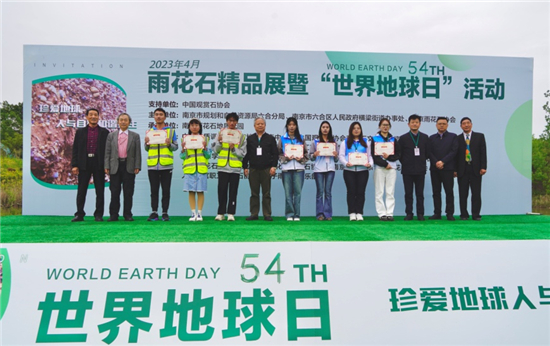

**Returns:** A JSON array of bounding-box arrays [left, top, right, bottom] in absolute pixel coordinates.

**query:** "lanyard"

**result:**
[[353, 141, 360, 152], [409, 131, 419, 147]]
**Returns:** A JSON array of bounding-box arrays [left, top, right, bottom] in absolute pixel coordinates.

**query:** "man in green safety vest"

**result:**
[[213, 112, 247, 221], [144, 108, 178, 221]]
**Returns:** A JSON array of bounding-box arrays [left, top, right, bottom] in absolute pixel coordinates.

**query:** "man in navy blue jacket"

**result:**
[[428, 117, 458, 221], [397, 114, 430, 221]]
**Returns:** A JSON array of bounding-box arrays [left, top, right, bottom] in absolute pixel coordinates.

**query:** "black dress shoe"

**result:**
[[264, 216, 273, 221], [379, 216, 388, 221], [108, 217, 119, 222], [460, 217, 469, 220], [124, 217, 134, 221], [246, 215, 259, 221], [447, 215, 456, 221], [404, 215, 413, 221], [429, 214, 441, 220], [472, 217, 482, 221], [71, 216, 84, 222], [386, 216, 394, 221], [417, 215, 425, 221], [94, 216, 104, 221]]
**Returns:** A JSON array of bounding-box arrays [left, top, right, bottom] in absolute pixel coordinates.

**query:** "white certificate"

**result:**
[[183, 135, 204, 150], [348, 152, 369, 165], [285, 144, 304, 159], [147, 129, 167, 145], [374, 142, 395, 156], [221, 129, 241, 145], [317, 142, 336, 156]]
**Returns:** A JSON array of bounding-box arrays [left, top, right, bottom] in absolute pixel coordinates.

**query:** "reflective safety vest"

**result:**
[[217, 140, 242, 168], [147, 128, 174, 167], [183, 148, 208, 174]]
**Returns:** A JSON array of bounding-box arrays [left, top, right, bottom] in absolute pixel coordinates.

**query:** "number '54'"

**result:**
[[240, 253, 285, 283]]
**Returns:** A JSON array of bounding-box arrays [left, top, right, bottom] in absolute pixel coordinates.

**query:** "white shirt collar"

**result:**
[[119, 129, 129, 135]]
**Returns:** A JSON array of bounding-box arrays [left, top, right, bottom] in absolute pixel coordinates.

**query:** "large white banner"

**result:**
[[1, 241, 549, 345], [22, 46, 533, 216]]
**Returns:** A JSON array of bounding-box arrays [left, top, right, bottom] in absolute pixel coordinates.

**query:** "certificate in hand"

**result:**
[[348, 152, 369, 165], [147, 129, 167, 145], [317, 143, 336, 156], [221, 129, 242, 145], [374, 142, 395, 156], [183, 135, 204, 150], [285, 144, 304, 159]]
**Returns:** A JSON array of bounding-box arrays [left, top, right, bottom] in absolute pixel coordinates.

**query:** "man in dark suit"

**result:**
[[71, 108, 109, 221], [242, 117, 278, 221], [104, 113, 142, 221], [398, 114, 430, 221], [429, 117, 458, 221], [455, 117, 487, 221]]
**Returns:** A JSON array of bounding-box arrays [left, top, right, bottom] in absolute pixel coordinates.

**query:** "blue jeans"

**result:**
[[314, 171, 335, 218], [282, 170, 305, 218]]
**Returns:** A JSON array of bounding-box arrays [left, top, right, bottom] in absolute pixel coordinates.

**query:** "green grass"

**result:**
[[1, 214, 549, 243]]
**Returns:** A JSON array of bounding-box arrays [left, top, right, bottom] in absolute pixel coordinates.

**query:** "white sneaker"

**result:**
[[215, 214, 224, 221], [287, 217, 294, 221], [294, 217, 300, 221], [196, 214, 203, 221], [349, 213, 357, 221], [356, 214, 364, 221], [189, 215, 197, 222], [227, 214, 235, 221]]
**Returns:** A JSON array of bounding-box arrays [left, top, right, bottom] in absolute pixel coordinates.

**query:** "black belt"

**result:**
[[466, 161, 472, 165], [119, 158, 127, 162], [87, 153, 95, 157]]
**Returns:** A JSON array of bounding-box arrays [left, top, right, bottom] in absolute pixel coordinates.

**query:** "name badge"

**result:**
[[414, 147, 420, 156], [257, 147, 262, 156]]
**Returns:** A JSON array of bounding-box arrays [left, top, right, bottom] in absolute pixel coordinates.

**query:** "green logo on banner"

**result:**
[[0, 248, 11, 320]]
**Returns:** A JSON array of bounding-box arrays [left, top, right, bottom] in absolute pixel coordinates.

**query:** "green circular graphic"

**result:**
[[505, 100, 532, 179]]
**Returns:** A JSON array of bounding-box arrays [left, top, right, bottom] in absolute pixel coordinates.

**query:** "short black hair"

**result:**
[[460, 117, 472, 125], [154, 108, 166, 117], [86, 108, 100, 116], [408, 114, 421, 123], [188, 118, 203, 135], [226, 112, 239, 122], [436, 116, 449, 123]]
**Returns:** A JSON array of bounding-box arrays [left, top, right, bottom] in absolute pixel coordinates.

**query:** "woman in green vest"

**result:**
[[180, 118, 211, 221]]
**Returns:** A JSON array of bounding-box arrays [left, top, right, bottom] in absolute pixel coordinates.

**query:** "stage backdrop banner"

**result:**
[[22, 45, 533, 216], [0, 241, 548, 345]]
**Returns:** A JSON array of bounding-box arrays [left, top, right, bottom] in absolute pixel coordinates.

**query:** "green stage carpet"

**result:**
[[1, 215, 549, 243]]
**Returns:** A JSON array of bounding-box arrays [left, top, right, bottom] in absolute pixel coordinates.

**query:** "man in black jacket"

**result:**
[[428, 117, 458, 221], [242, 117, 278, 221], [455, 117, 487, 221], [71, 108, 110, 222], [397, 114, 430, 221]]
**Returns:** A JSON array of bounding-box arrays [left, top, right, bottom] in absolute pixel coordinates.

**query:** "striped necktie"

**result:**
[[465, 134, 471, 162]]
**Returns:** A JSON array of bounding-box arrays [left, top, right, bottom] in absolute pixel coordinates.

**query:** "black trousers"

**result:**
[[217, 172, 240, 215], [75, 157, 105, 218], [109, 160, 136, 218], [458, 164, 482, 218], [148, 169, 172, 213], [403, 174, 425, 216], [430, 169, 455, 216], [248, 168, 272, 217], [343, 170, 369, 214]]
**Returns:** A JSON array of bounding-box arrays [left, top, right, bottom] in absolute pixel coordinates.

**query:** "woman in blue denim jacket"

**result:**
[[309, 121, 338, 221], [277, 117, 309, 221]]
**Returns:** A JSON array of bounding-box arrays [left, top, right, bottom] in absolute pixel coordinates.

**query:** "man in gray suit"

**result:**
[[104, 113, 142, 221]]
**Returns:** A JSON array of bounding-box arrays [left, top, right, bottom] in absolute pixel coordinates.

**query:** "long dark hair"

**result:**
[[347, 122, 367, 149], [285, 117, 303, 143], [188, 118, 203, 135], [318, 121, 335, 143], [377, 117, 392, 137]]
